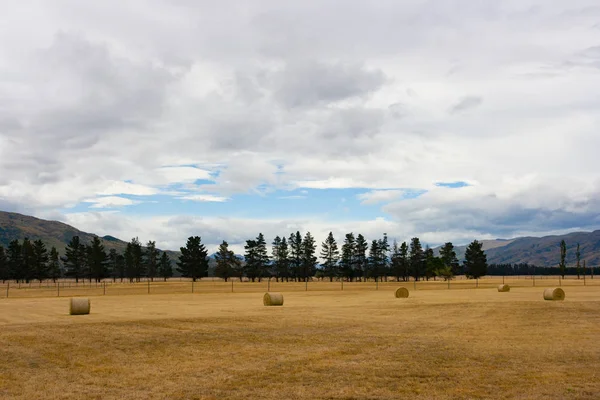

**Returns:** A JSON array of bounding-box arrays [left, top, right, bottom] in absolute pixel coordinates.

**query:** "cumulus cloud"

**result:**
[[2, 0, 600, 247]]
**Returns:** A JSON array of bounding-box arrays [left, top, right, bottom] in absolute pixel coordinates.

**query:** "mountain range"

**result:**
[[1, 210, 599, 267]]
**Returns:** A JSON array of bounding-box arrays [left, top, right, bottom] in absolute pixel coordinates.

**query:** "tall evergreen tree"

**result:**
[[145, 240, 159, 282], [576, 243, 581, 279], [409, 237, 424, 281], [158, 251, 173, 281], [378, 233, 390, 280], [367, 240, 381, 280], [339, 233, 356, 281], [125, 237, 144, 282], [87, 236, 108, 282], [7, 240, 22, 282], [439, 242, 460, 276], [214, 240, 241, 282], [320, 232, 340, 281], [424, 246, 436, 280], [255, 233, 270, 281], [399, 241, 409, 281], [559, 240, 567, 279], [176, 236, 209, 281], [354, 234, 368, 281], [21, 238, 35, 283], [62, 236, 86, 283], [0, 245, 8, 282], [301, 231, 318, 281], [289, 231, 303, 281], [48, 247, 61, 282], [390, 240, 403, 281], [463, 240, 488, 279], [272, 236, 290, 281], [32, 239, 49, 282]]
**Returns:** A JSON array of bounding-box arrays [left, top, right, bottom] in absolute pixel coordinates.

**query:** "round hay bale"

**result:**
[[497, 284, 510, 292], [69, 297, 91, 315], [543, 288, 565, 301], [394, 287, 409, 298], [263, 292, 284, 306]]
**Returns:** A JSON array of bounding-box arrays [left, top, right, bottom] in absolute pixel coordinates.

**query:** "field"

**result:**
[[1, 279, 600, 399]]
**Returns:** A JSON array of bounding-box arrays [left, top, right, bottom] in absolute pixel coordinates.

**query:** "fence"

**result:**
[[0, 275, 597, 299]]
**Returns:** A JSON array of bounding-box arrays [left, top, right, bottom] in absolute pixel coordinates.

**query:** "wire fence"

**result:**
[[0, 275, 597, 299]]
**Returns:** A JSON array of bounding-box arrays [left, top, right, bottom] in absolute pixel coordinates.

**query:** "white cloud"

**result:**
[[357, 190, 407, 205], [1, 0, 600, 242], [83, 196, 139, 208], [177, 194, 229, 202]]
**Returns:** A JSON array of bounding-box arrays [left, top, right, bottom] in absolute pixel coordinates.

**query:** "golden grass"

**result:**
[[1, 287, 600, 399]]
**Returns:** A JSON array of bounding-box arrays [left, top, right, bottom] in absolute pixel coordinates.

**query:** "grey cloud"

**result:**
[[449, 96, 483, 114], [266, 61, 386, 108]]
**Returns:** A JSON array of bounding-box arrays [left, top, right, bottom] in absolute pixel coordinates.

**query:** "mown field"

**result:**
[[1, 281, 600, 399]]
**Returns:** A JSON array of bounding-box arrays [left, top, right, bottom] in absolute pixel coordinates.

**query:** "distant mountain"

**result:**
[[0, 211, 181, 263], [435, 231, 600, 267]]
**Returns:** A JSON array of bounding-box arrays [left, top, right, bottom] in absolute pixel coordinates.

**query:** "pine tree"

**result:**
[[301, 231, 318, 281], [62, 236, 86, 283], [0, 245, 8, 282], [124, 238, 144, 282], [145, 240, 159, 282], [48, 247, 61, 282], [439, 242, 460, 276], [367, 240, 381, 280], [21, 238, 35, 283], [176, 236, 209, 281], [255, 233, 270, 282], [272, 236, 290, 281], [399, 241, 409, 281], [32, 239, 49, 282], [354, 234, 368, 281], [378, 233, 390, 280], [339, 233, 356, 281], [158, 252, 173, 281], [390, 240, 402, 281], [87, 236, 108, 282], [7, 240, 22, 282], [559, 240, 566, 279], [289, 231, 303, 281], [463, 240, 488, 279], [576, 243, 581, 279], [214, 240, 240, 282], [244, 239, 259, 282], [320, 232, 340, 281], [409, 237, 424, 281]]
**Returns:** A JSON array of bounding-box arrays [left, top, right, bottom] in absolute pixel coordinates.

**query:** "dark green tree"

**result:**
[[7, 240, 22, 282], [559, 240, 566, 279], [463, 240, 488, 279], [158, 252, 173, 281], [21, 238, 35, 283], [214, 240, 240, 282], [439, 242, 460, 276], [125, 237, 144, 282], [0, 245, 8, 282], [176, 236, 209, 281], [289, 231, 303, 281], [576, 243, 581, 279], [399, 241, 409, 281], [339, 233, 356, 281], [320, 231, 340, 281], [255, 233, 270, 282], [243, 239, 259, 282], [87, 236, 108, 282], [409, 237, 424, 281], [390, 240, 402, 281], [48, 247, 61, 282], [367, 239, 381, 280], [354, 234, 368, 281], [424, 247, 436, 280], [272, 236, 290, 281], [62, 236, 86, 283], [378, 233, 390, 280], [301, 231, 318, 281], [32, 239, 49, 282], [145, 240, 159, 282]]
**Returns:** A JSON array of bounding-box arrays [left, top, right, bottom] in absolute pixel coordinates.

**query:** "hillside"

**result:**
[[435, 231, 600, 267], [0, 211, 181, 263]]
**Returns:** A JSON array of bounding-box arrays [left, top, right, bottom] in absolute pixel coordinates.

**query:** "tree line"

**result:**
[[0, 232, 490, 283]]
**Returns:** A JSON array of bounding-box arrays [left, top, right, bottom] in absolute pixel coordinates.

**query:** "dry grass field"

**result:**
[[1, 283, 600, 399]]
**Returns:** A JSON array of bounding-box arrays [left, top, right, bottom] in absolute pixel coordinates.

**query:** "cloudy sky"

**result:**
[[1, 0, 600, 254]]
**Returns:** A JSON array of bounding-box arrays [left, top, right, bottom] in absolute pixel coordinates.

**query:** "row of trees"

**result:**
[[209, 231, 488, 282], [0, 236, 174, 283], [0, 232, 490, 283]]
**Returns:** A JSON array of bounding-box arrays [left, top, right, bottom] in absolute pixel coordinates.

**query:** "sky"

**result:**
[[1, 0, 600, 255]]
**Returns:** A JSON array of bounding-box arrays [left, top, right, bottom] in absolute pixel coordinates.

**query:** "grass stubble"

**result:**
[[1, 286, 600, 399]]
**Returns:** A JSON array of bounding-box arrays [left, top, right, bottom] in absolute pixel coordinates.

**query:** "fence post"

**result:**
[[305, 279, 308, 291], [104, 282, 106, 295], [192, 280, 194, 293], [341, 279, 343, 291], [376, 279, 378, 290], [268, 279, 270, 291], [147, 280, 150, 294], [414, 279, 416, 290], [447, 279, 450, 289], [231, 280, 234, 292], [6, 282, 8, 298], [57, 282, 60, 297]]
